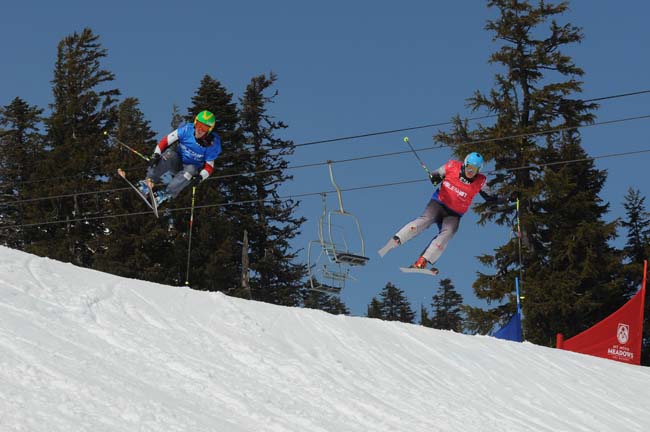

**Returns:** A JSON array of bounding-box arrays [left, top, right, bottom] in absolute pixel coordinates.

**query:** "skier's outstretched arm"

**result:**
[[149, 129, 181, 167], [193, 160, 216, 185], [479, 184, 515, 205], [193, 135, 222, 185], [157, 130, 180, 155]]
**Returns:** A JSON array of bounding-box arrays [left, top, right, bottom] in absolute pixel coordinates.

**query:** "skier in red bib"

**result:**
[[378, 152, 502, 273]]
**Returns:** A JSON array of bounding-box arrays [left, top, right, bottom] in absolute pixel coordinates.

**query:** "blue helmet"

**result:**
[[463, 152, 484, 172]]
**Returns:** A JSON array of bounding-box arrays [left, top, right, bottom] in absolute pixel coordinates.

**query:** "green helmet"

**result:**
[[194, 110, 216, 131]]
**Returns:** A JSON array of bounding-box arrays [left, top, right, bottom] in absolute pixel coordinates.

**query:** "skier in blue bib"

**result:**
[[138, 110, 222, 206]]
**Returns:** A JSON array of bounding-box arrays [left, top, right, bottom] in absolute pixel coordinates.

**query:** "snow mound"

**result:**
[[0, 246, 649, 431]]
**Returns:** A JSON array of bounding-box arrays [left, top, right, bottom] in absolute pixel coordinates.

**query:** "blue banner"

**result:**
[[493, 277, 523, 342], [494, 312, 522, 342]]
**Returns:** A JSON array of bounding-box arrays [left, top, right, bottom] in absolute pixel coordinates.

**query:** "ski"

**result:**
[[399, 266, 439, 276], [146, 177, 159, 218], [378, 237, 400, 258], [117, 168, 158, 218]]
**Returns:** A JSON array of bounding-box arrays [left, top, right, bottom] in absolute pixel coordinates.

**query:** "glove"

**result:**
[[148, 153, 161, 168], [429, 172, 443, 186], [189, 175, 203, 187]]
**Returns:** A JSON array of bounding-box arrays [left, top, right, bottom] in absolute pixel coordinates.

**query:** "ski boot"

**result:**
[[137, 180, 151, 195], [412, 256, 439, 275], [155, 190, 172, 206], [413, 256, 428, 269]]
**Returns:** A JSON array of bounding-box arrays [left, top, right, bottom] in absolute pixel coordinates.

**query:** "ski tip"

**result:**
[[117, 168, 126, 177]]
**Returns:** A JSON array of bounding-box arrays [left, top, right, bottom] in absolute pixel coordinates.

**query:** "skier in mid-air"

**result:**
[[137, 110, 222, 206], [378, 151, 506, 274]]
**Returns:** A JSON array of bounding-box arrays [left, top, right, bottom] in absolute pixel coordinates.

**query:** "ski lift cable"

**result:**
[[3, 146, 650, 231], [293, 89, 650, 148], [4, 113, 650, 206], [5, 89, 650, 188]]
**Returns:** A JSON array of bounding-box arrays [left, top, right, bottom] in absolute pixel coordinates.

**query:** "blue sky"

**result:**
[[2, 1, 650, 318]]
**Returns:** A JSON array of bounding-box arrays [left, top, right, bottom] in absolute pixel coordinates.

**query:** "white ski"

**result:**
[[146, 178, 159, 218], [117, 168, 159, 218], [378, 237, 399, 257], [399, 267, 439, 276]]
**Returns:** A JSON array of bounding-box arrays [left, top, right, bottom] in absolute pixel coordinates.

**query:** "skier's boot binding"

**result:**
[[155, 190, 171, 206], [413, 256, 429, 269]]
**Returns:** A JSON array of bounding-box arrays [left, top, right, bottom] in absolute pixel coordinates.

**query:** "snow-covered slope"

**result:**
[[0, 246, 649, 431]]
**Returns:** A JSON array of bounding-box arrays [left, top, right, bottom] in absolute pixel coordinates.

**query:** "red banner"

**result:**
[[558, 261, 647, 365]]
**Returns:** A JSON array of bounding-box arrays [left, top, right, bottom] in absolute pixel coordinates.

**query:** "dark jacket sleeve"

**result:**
[[479, 183, 512, 204]]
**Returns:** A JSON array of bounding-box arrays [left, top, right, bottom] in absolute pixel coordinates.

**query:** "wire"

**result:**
[[487, 147, 650, 174], [294, 114, 496, 147], [3, 112, 649, 206], [3, 146, 650, 231], [6, 89, 650, 187], [293, 90, 650, 147]]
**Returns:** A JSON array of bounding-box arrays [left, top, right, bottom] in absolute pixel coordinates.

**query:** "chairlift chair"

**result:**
[[307, 239, 347, 295], [325, 161, 369, 266]]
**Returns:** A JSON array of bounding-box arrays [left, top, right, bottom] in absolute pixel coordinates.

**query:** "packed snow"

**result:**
[[0, 246, 649, 431]]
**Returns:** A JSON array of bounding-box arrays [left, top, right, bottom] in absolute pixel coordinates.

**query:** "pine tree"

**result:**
[[436, 0, 625, 345], [303, 290, 350, 315], [419, 304, 432, 327], [621, 188, 650, 266], [237, 73, 307, 305], [367, 298, 383, 319], [170, 104, 184, 130], [526, 131, 625, 344], [0, 97, 45, 248], [371, 282, 416, 323], [429, 278, 464, 331], [26, 28, 119, 266], [461, 305, 503, 335]]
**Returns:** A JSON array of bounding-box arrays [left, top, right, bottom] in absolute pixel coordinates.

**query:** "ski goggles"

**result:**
[[465, 164, 480, 175], [194, 121, 212, 135]]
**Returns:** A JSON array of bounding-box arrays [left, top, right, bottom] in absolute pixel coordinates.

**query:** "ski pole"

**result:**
[[185, 186, 197, 286], [403, 137, 432, 176], [515, 197, 525, 337], [517, 198, 521, 238], [103, 131, 151, 161]]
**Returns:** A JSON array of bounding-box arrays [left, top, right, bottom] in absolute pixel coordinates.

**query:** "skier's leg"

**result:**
[[146, 149, 181, 183], [140, 150, 181, 196], [164, 164, 200, 199], [394, 200, 443, 245], [421, 214, 460, 265]]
